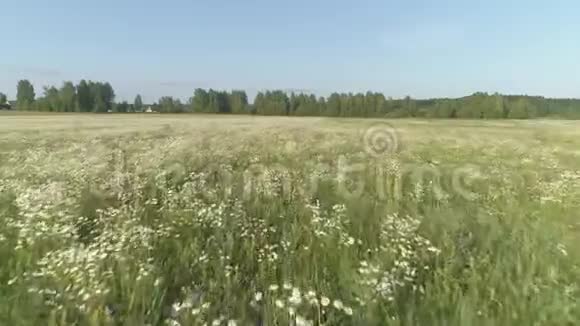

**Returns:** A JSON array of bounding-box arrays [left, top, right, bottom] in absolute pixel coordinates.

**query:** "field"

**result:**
[[1, 114, 580, 325]]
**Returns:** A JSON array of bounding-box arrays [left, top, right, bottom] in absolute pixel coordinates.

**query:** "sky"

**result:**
[[2, 0, 579, 103]]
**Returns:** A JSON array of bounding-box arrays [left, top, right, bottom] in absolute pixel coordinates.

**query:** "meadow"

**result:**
[[1, 113, 579, 325]]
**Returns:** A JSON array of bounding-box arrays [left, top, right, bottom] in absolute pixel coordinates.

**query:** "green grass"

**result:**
[[0, 114, 579, 325]]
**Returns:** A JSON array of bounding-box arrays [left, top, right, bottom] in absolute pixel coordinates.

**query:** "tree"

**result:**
[[526, 99, 539, 118], [115, 101, 130, 113], [43, 86, 60, 112], [317, 96, 326, 115], [254, 92, 265, 114], [134, 94, 143, 112], [158, 97, 172, 113], [101, 82, 115, 112], [292, 94, 306, 116], [293, 94, 320, 116], [486, 93, 506, 119], [229, 90, 248, 114], [325, 93, 341, 116], [87, 82, 115, 112], [76, 80, 93, 112], [7, 81, 580, 119], [433, 99, 456, 118], [59, 81, 76, 112], [158, 96, 184, 113], [254, 90, 289, 115], [373, 93, 387, 117], [339, 94, 352, 117], [16, 80, 35, 110], [289, 93, 298, 115], [404, 96, 417, 117], [456, 97, 480, 118], [364, 91, 376, 117], [90, 83, 106, 112], [206, 89, 229, 113], [507, 98, 529, 119], [191, 88, 209, 112]]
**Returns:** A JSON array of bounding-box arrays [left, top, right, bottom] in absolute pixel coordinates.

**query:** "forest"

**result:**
[[2, 79, 580, 119]]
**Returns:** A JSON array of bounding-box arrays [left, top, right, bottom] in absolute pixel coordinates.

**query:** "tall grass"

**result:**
[[0, 115, 579, 325]]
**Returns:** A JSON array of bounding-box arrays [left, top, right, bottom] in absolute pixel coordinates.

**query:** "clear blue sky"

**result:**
[[2, 0, 579, 103]]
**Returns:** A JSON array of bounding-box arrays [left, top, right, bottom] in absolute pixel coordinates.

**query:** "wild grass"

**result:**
[[1, 114, 579, 325]]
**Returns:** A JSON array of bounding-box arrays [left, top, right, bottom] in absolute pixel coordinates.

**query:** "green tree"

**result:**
[[90, 83, 106, 112], [229, 90, 248, 114], [471, 93, 487, 119], [487, 93, 506, 119], [16, 80, 35, 111], [0, 93, 6, 105], [339, 94, 352, 117], [158, 96, 184, 113], [44, 86, 61, 112], [115, 101, 130, 113], [158, 97, 173, 113], [373, 93, 387, 117], [363, 91, 376, 117], [293, 94, 320, 116], [134, 94, 143, 112], [535, 97, 549, 117], [87, 82, 115, 112], [456, 95, 481, 118], [526, 98, 540, 118], [206, 89, 229, 113], [191, 88, 209, 112], [76, 80, 93, 112], [254, 92, 265, 114], [352, 93, 365, 117], [325, 93, 341, 116], [20, 84, 580, 120], [59, 82, 76, 112], [101, 82, 115, 112], [287, 92, 324, 116], [255, 90, 288, 115], [289, 93, 298, 115], [507, 98, 529, 119], [433, 99, 456, 118], [404, 96, 417, 117], [317, 96, 326, 115]]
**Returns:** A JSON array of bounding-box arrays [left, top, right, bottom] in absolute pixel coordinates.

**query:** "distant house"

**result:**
[[145, 106, 155, 113]]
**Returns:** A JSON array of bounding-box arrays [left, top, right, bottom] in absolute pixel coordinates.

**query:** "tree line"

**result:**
[[10, 80, 126, 113], [3, 80, 580, 119]]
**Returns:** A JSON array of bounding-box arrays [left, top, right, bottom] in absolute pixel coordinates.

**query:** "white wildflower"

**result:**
[[295, 315, 313, 326], [269, 284, 279, 292]]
